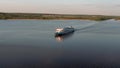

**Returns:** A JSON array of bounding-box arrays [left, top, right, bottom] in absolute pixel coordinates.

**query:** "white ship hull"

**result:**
[[55, 26, 74, 36]]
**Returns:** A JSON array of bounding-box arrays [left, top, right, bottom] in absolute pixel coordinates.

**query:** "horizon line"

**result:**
[[0, 12, 119, 16]]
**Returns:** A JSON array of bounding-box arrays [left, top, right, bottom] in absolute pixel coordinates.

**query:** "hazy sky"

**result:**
[[0, 0, 120, 15]]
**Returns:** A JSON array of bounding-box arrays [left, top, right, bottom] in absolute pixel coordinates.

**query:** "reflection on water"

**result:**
[[55, 33, 74, 42], [55, 36, 63, 42]]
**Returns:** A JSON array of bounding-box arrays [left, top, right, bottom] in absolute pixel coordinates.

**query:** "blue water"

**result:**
[[0, 19, 120, 68]]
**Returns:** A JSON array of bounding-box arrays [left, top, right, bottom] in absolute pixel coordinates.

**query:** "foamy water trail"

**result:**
[[74, 19, 120, 34], [73, 21, 98, 31]]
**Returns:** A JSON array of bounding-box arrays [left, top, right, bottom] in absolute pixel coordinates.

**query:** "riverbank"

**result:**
[[0, 13, 120, 21]]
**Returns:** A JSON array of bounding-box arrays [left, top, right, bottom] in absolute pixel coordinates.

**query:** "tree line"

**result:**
[[0, 13, 120, 21]]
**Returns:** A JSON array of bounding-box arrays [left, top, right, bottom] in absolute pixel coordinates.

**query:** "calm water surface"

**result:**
[[0, 19, 120, 68]]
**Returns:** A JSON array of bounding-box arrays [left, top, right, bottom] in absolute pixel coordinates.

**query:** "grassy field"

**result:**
[[0, 12, 120, 21]]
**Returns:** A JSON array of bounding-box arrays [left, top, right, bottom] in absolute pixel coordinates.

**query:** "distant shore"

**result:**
[[0, 13, 120, 21]]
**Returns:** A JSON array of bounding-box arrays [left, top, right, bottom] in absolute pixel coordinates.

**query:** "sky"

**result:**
[[0, 0, 120, 16]]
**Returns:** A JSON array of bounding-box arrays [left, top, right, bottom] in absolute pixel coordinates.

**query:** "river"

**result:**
[[0, 19, 120, 68]]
